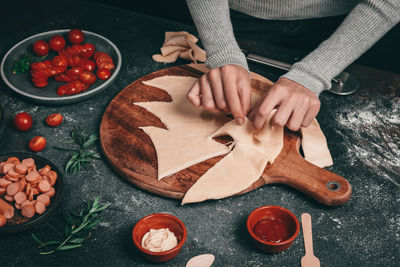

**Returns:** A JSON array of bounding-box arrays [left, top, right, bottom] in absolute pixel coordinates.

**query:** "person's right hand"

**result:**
[[186, 64, 251, 125]]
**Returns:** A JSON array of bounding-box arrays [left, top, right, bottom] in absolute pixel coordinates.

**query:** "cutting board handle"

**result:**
[[263, 131, 352, 206]]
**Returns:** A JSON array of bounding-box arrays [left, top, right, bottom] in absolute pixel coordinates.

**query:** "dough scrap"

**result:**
[[136, 76, 230, 180], [153, 31, 206, 64], [300, 119, 333, 168], [182, 114, 284, 205]]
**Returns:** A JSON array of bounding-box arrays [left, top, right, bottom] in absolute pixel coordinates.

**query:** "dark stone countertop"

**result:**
[[0, 1, 399, 266]]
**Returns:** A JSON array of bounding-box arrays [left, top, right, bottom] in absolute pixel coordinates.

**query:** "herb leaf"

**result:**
[[53, 127, 100, 174], [12, 53, 47, 75], [33, 196, 111, 255]]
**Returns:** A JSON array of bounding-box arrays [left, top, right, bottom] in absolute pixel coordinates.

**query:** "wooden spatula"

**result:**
[[301, 213, 320, 267]]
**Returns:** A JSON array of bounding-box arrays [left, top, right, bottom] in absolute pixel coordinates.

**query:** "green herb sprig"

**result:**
[[32, 196, 111, 255], [53, 127, 100, 175], [12, 53, 47, 75]]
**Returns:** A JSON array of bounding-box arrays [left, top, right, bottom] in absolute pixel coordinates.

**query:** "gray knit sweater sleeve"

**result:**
[[186, 0, 400, 96], [186, 0, 249, 71]]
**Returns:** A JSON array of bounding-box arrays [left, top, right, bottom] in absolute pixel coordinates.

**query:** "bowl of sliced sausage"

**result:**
[[0, 152, 63, 234]]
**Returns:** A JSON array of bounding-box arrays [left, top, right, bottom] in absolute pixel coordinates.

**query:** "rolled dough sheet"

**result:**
[[300, 119, 333, 168], [136, 76, 230, 180], [182, 115, 284, 205]]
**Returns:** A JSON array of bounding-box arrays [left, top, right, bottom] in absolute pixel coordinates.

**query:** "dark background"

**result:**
[[86, 0, 400, 73]]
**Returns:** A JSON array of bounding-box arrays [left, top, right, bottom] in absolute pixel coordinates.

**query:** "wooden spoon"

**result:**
[[301, 213, 320, 267], [186, 254, 215, 267]]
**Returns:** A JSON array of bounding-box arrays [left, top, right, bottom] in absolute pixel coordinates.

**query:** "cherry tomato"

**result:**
[[66, 67, 83, 79], [96, 68, 111, 80], [82, 43, 95, 58], [81, 59, 96, 72], [46, 113, 63, 127], [49, 35, 66, 52], [29, 136, 46, 152], [67, 29, 84, 44], [79, 71, 97, 84], [14, 112, 33, 131], [33, 40, 49, 56]]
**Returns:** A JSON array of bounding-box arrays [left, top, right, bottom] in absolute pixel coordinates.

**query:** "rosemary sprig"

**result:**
[[32, 196, 111, 255], [12, 53, 47, 75], [53, 127, 100, 175]]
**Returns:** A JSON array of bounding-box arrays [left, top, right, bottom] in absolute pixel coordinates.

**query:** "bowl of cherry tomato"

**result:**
[[0, 29, 121, 105]]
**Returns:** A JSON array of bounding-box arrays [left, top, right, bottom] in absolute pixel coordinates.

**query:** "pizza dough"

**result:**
[[300, 119, 333, 168], [135, 76, 230, 180], [182, 113, 283, 204], [136, 72, 334, 204]]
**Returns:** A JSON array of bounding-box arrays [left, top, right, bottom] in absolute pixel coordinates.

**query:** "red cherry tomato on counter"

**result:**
[[67, 29, 84, 44], [79, 71, 97, 84], [33, 40, 49, 56], [49, 35, 66, 52], [46, 113, 63, 127], [81, 59, 96, 72], [29, 136, 46, 152], [82, 43, 95, 58], [96, 68, 111, 80], [14, 112, 33, 131]]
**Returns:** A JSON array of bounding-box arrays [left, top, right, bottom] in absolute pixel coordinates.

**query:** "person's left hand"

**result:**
[[248, 77, 321, 131]]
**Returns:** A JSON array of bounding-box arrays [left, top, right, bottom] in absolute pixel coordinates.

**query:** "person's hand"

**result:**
[[186, 64, 251, 125], [249, 77, 321, 131]]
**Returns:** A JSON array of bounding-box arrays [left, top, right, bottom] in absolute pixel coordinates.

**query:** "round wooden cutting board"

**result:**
[[100, 64, 351, 206]]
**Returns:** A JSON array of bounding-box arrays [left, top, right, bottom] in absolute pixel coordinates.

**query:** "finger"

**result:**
[[200, 76, 219, 113], [222, 73, 244, 124], [251, 92, 281, 130], [186, 80, 201, 107], [208, 69, 227, 111], [272, 97, 297, 128], [302, 101, 321, 127], [237, 78, 251, 116], [286, 102, 308, 131]]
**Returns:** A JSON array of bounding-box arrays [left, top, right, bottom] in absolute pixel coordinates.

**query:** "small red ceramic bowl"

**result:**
[[247, 205, 300, 253], [132, 213, 187, 263]]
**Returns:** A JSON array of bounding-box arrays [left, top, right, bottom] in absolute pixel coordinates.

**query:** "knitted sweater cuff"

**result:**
[[206, 49, 249, 71], [281, 63, 329, 96]]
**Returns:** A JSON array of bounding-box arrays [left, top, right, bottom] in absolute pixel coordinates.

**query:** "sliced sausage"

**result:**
[[0, 187, 6, 195], [7, 157, 20, 165], [39, 165, 51, 175], [19, 178, 27, 191], [6, 182, 19, 196], [0, 178, 12, 188], [15, 203, 22, 210], [35, 201, 46, 214], [0, 198, 14, 219], [0, 214, 6, 227], [14, 191, 27, 204], [21, 204, 35, 218], [22, 158, 35, 168], [4, 194, 14, 202], [2, 163, 15, 175], [37, 194, 51, 206], [25, 171, 40, 184], [44, 187, 55, 197], [21, 200, 33, 208], [15, 164, 28, 175], [7, 168, 21, 178], [38, 180, 51, 193], [46, 171, 58, 186], [4, 175, 19, 182], [0, 162, 6, 175]]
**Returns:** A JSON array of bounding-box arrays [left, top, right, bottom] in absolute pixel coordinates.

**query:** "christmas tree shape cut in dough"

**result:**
[[135, 76, 231, 180], [182, 111, 283, 204]]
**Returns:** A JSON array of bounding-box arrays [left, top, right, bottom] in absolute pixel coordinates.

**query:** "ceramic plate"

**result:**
[[0, 29, 122, 105], [0, 152, 63, 234]]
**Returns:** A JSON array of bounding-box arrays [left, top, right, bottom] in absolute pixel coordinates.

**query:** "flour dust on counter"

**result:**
[[334, 96, 400, 187]]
